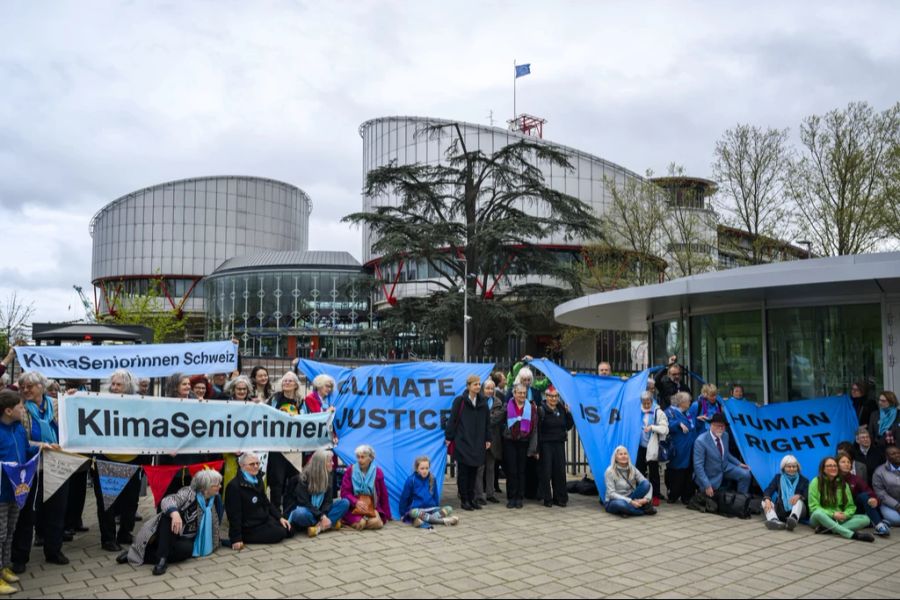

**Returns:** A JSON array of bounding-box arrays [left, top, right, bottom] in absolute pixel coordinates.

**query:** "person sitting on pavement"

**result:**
[[603, 446, 656, 517], [872, 445, 900, 531], [636, 390, 668, 506], [119, 469, 224, 575], [837, 450, 889, 536], [693, 413, 752, 499], [399, 456, 458, 529], [224, 453, 291, 549], [853, 427, 884, 486], [665, 391, 697, 505], [284, 449, 350, 537], [808, 456, 873, 542], [341, 445, 391, 530], [761, 455, 809, 531]]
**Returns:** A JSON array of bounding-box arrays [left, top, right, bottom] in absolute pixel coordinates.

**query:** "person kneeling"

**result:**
[[693, 413, 752, 500], [762, 455, 808, 531], [284, 449, 349, 537], [225, 453, 291, 550], [604, 446, 656, 517], [118, 469, 223, 575], [400, 456, 458, 529], [809, 457, 873, 542]]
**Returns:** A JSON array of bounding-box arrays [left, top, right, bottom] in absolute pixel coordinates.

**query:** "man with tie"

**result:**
[[693, 413, 752, 497]]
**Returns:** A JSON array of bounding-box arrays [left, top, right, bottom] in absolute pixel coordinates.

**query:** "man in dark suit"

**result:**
[[693, 413, 752, 497]]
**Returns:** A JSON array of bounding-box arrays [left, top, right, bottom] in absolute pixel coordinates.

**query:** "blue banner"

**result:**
[[15, 341, 238, 379], [296, 360, 495, 518], [530, 359, 650, 502], [722, 396, 858, 489], [58, 393, 333, 454], [2, 454, 40, 509]]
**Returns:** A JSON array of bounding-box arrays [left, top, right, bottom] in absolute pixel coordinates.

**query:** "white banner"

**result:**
[[16, 341, 238, 378], [59, 393, 334, 454], [42, 449, 90, 502]]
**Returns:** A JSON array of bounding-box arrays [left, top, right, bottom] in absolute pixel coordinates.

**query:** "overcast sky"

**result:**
[[1, 1, 898, 325]]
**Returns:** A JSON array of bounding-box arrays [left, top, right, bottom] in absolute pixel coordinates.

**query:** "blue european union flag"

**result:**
[[515, 63, 531, 78]]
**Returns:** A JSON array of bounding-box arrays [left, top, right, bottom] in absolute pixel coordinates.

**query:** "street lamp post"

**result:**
[[462, 257, 469, 363]]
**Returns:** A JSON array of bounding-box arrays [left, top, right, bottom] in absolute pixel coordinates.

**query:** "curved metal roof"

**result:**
[[555, 252, 900, 330], [89, 176, 312, 236], [211, 251, 361, 275]]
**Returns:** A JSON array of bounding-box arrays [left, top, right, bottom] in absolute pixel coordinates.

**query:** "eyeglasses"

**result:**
[[244, 462, 261, 467]]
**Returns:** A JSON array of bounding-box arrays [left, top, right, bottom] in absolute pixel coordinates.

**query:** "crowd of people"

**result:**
[[0, 346, 898, 592]]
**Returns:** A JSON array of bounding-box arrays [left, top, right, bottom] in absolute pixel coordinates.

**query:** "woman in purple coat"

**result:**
[[341, 445, 392, 530]]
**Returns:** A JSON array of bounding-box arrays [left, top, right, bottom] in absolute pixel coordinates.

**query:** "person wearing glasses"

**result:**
[[224, 453, 291, 549]]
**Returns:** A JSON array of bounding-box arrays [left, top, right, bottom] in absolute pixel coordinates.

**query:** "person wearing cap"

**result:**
[[693, 413, 752, 497], [537, 385, 574, 507]]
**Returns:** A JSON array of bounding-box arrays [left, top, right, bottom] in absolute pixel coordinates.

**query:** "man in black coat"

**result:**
[[654, 357, 692, 411], [854, 427, 885, 486]]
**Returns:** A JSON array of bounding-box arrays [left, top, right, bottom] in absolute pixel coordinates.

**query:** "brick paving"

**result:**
[[14, 478, 900, 599]]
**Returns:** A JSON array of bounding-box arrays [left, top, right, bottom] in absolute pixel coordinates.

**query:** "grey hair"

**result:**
[[0, 373, 9, 387], [312, 374, 336, 392], [108, 369, 136, 395], [674, 391, 692, 407], [354, 444, 375, 461], [238, 452, 259, 466], [640, 391, 653, 402], [512, 382, 528, 394], [165, 373, 191, 398], [780, 454, 800, 472], [18, 371, 48, 389], [279, 371, 301, 393], [856, 426, 871, 436], [302, 449, 333, 494], [138, 378, 151, 385], [190, 468, 223, 493], [514, 368, 534, 385], [46, 379, 61, 393], [226, 375, 252, 396]]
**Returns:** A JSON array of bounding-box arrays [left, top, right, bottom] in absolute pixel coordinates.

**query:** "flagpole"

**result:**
[[513, 59, 517, 125]]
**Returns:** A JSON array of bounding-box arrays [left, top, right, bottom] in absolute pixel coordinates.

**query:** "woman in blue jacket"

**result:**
[[761, 455, 810, 531], [399, 457, 458, 529], [665, 392, 697, 504]]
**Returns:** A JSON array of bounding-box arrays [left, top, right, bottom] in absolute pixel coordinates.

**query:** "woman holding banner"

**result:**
[[868, 391, 899, 450], [224, 453, 291, 547], [226, 376, 254, 402], [158, 374, 208, 497], [446, 375, 491, 511], [808, 457, 874, 542], [503, 383, 539, 509], [341, 445, 391, 530], [305, 374, 337, 412], [689, 384, 724, 435], [665, 392, 697, 505], [511, 368, 543, 500], [761, 455, 809, 531], [267, 372, 306, 514], [250, 366, 273, 404], [120, 469, 224, 575]]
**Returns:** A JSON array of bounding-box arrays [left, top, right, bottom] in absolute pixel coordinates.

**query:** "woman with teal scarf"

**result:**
[[119, 469, 223, 576], [224, 452, 291, 549], [868, 391, 899, 449], [340, 444, 392, 530], [761, 455, 810, 531]]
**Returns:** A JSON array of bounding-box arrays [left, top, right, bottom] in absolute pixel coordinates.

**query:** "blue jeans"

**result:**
[[288, 499, 350, 528], [878, 503, 900, 526], [605, 480, 652, 516], [723, 465, 752, 495], [855, 492, 885, 526]]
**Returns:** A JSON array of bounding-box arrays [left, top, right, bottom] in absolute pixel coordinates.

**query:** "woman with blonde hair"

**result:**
[[445, 375, 491, 511], [285, 449, 350, 537], [399, 456, 458, 529]]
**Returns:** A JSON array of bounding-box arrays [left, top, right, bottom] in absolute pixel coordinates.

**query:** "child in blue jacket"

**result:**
[[398, 457, 458, 529]]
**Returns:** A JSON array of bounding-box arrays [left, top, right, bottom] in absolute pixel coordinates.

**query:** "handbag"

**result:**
[[351, 494, 377, 519], [445, 397, 466, 457], [715, 489, 752, 519]]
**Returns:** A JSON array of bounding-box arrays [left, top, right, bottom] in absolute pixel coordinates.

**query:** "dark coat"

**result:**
[[537, 401, 574, 444], [868, 410, 900, 450], [445, 394, 491, 467], [487, 391, 507, 460], [853, 395, 878, 428], [283, 472, 336, 522], [763, 473, 811, 504], [224, 472, 282, 544], [854, 443, 885, 485], [654, 370, 692, 410]]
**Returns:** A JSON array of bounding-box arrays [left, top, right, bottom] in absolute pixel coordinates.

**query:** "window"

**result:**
[[690, 311, 764, 403]]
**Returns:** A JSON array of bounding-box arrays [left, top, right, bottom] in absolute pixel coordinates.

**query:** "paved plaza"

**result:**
[[16, 478, 900, 599]]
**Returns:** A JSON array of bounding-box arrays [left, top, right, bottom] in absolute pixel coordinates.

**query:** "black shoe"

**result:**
[[506, 501, 516, 509], [554, 501, 567, 508], [543, 501, 553, 508], [117, 533, 134, 545], [852, 532, 875, 543], [45, 552, 69, 566], [642, 506, 658, 516], [115, 551, 129, 565], [618, 512, 632, 518], [461, 502, 475, 511], [486, 497, 500, 504], [152, 559, 168, 576], [666, 497, 678, 505], [134, 514, 143, 522], [73, 526, 89, 533], [11, 563, 25, 575], [475, 498, 487, 506], [62, 532, 74, 542], [515, 500, 524, 509], [34, 537, 43, 547], [472, 502, 482, 510], [102, 541, 123, 552]]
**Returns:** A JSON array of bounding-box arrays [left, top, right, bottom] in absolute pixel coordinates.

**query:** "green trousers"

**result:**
[[809, 510, 870, 539]]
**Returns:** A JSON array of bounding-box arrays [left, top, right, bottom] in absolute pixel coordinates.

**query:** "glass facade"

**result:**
[[91, 176, 311, 314], [767, 304, 883, 402], [690, 311, 764, 403], [652, 303, 884, 404], [205, 268, 368, 358]]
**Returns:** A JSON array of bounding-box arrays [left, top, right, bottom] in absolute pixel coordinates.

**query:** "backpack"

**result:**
[[715, 489, 753, 519]]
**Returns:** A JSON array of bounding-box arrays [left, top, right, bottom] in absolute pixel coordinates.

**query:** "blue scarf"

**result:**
[[311, 492, 325, 509], [779, 472, 800, 512], [352, 463, 377, 496], [241, 471, 258, 485], [26, 396, 57, 444], [192, 494, 215, 558], [879, 407, 897, 436], [318, 391, 331, 411]]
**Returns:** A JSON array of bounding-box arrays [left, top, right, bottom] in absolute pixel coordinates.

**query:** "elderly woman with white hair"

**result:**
[[224, 453, 291, 548], [604, 446, 656, 517], [636, 390, 668, 506], [503, 382, 540, 509], [284, 449, 350, 537], [510, 367, 544, 501], [761, 455, 810, 531], [341, 445, 392, 530], [305, 374, 337, 413], [266, 371, 306, 513], [91, 370, 146, 553], [118, 469, 224, 576]]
